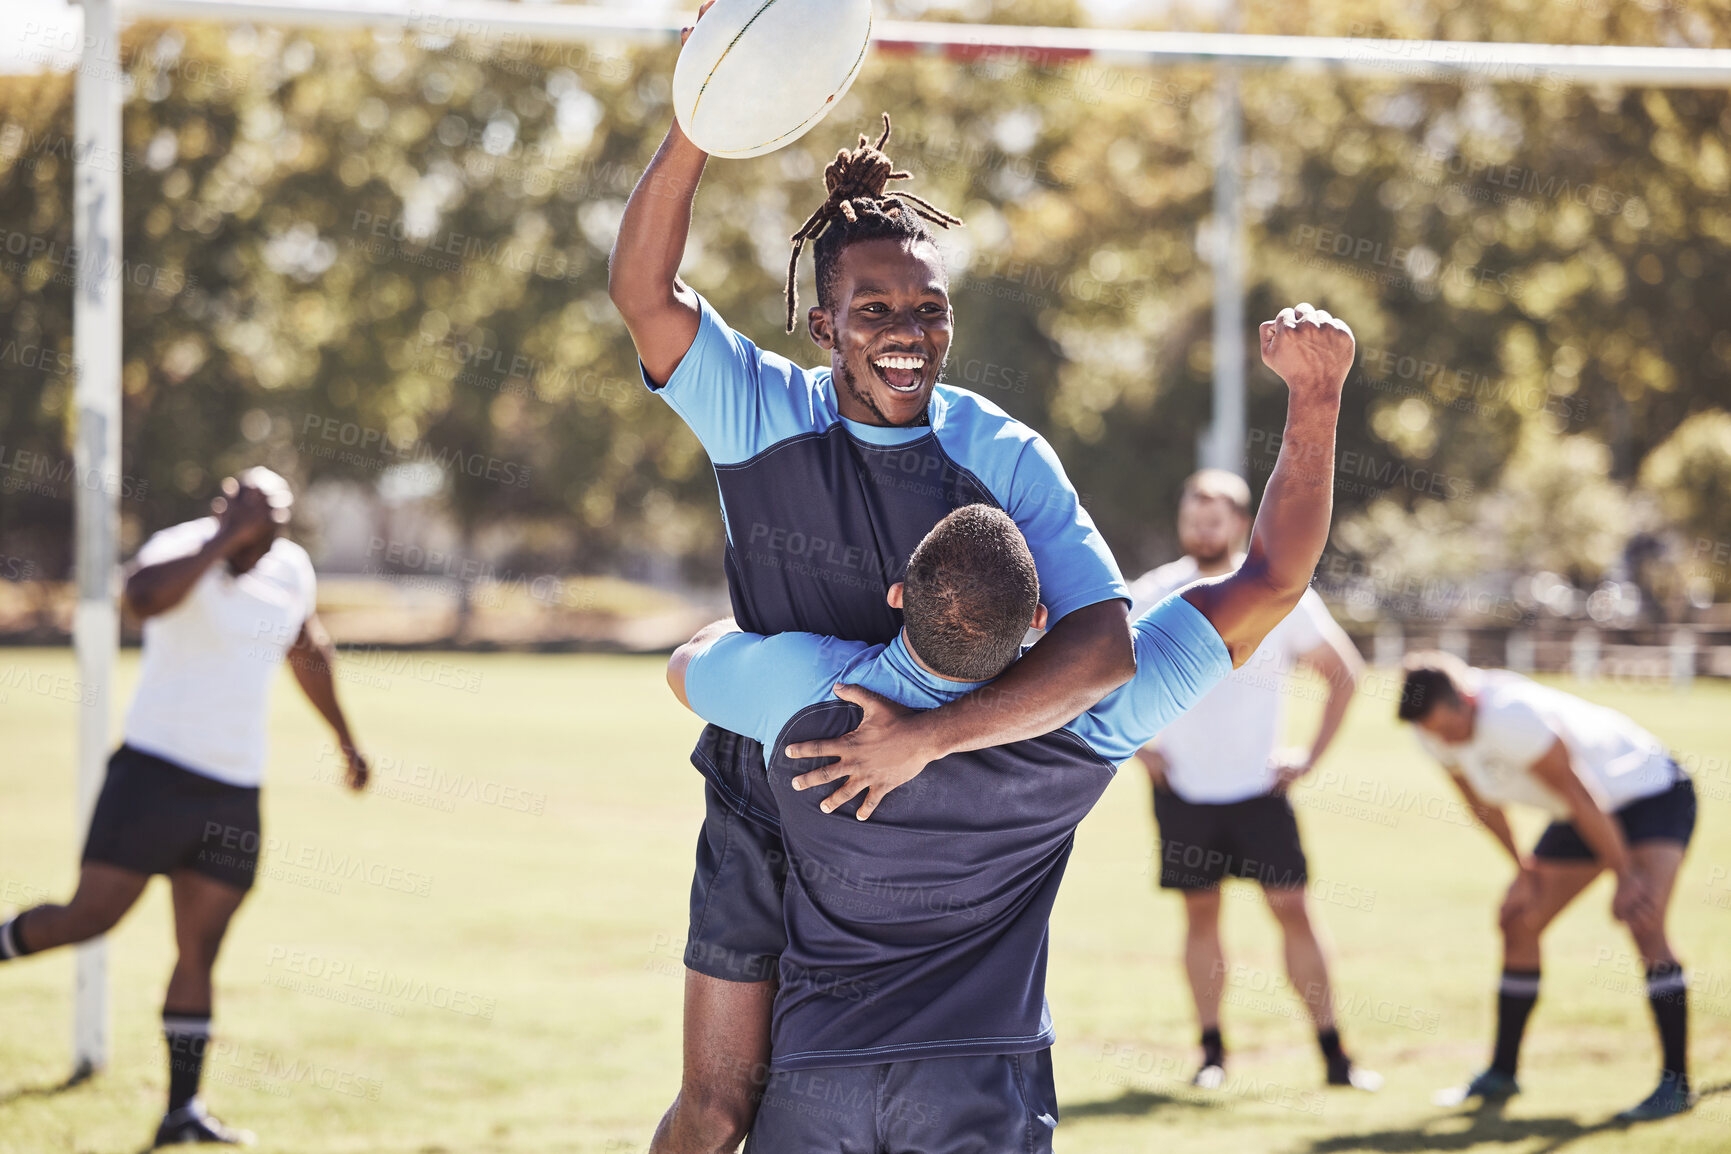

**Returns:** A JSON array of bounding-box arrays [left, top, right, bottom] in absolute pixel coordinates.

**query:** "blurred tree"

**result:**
[[0, 0, 1727, 623], [1640, 409, 1731, 558]]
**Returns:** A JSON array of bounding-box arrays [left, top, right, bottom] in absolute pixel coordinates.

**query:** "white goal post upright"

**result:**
[[66, 0, 1731, 1078], [71, 0, 124, 1080]]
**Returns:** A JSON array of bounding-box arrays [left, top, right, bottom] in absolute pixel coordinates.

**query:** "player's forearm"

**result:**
[[1247, 391, 1340, 606], [907, 600, 1134, 758], [1477, 806, 1525, 867], [1181, 393, 1342, 667], [1305, 680, 1355, 768], [608, 123, 708, 317], [291, 643, 354, 747], [123, 540, 228, 618]]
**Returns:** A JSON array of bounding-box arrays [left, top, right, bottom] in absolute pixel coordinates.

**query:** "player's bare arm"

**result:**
[[1446, 769, 1526, 866], [1181, 304, 1353, 665], [1445, 769, 1540, 919], [785, 598, 1134, 819], [123, 485, 274, 619], [1275, 629, 1363, 791], [1526, 737, 1651, 923], [606, 6, 714, 385], [288, 614, 369, 792]]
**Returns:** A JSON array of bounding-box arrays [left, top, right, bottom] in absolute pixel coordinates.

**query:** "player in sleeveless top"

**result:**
[[1126, 469, 1378, 1091], [0, 469, 370, 1147], [1398, 651, 1697, 1122], [665, 303, 1356, 1149]]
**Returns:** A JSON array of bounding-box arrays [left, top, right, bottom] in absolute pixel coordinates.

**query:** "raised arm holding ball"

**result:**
[[609, 7, 1158, 1150]]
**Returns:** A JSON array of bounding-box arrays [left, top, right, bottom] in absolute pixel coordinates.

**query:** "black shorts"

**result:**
[[1153, 788, 1308, 891], [82, 745, 261, 892], [1533, 774, 1696, 862]]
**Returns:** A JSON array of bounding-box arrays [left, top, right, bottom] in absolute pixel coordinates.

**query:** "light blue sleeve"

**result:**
[[683, 630, 872, 750], [932, 388, 1128, 624], [1007, 433, 1129, 622], [1063, 594, 1233, 764], [641, 293, 835, 465]]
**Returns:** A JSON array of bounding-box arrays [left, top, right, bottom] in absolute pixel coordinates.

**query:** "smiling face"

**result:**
[[808, 237, 952, 428]]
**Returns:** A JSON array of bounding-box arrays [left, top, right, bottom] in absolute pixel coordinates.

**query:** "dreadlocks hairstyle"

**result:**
[[784, 113, 963, 333]]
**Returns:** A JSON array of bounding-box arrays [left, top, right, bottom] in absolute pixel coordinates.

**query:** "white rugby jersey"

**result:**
[[1128, 555, 1335, 804], [123, 517, 316, 787], [1414, 670, 1676, 819]]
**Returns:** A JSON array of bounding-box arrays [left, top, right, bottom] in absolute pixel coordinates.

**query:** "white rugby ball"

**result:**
[[673, 0, 874, 159]]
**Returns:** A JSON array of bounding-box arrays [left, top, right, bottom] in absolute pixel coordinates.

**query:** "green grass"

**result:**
[[1, 648, 1728, 1153]]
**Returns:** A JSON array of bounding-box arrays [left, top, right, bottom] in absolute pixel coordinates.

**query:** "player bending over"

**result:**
[[1128, 469, 1377, 1091], [665, 305, 1353, 1150], [0, 469, 369, 1147], [1398, 651, 1696, 1121], [610, 11, 1139, 1150]]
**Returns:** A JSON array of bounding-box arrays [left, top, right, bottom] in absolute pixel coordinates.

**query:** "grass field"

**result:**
[[2, 647, 1728, 1153]]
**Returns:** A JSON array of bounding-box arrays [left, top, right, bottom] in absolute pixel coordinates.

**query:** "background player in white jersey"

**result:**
[[1127, 469, 1377, 1091], [1398, 651, 1697, 1122], [0, 468, 369, 1147]]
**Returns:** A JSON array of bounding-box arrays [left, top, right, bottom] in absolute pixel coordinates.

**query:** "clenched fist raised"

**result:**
[[1259, 303, 1354, 399]]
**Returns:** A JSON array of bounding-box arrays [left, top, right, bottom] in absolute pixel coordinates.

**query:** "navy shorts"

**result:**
[[1153, 788, 1308, 890], [684, 724, 788, 983], [745, 1049, 1059, 1154], [686, 782, 787, 983], [82, 745, 261, 892], [1533, 774, 1696, 862]]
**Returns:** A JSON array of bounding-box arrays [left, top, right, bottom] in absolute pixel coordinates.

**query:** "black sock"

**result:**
[[0, 914, 37, 961], [1318, 1026, 1348, 1071], [1200, 1027, 1224, 1069], [1491, 968, 1540, 1078], [1646, 962, 1689, 1093], [163, 1010, 211, 1113]]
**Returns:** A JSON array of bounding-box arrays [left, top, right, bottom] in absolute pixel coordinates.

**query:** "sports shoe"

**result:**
[[153, 1098, 256, 1147], [1616, 1078, 1696, 1122], [1433, 1068, 1520, 1107], [1327, 1061, 1384, 1092], [1190, 1062, 1225, 1090]]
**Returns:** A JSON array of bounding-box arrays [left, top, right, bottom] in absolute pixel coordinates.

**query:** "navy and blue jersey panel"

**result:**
[[680, 596, 1237, 1070], [763, 698, 1113, 1071], [643, 292, 1128, 642]]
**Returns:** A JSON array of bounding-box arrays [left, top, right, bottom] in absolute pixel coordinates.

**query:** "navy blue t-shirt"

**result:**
[[684, 594, 1232, 1071], [648, 294, 1126, 640]]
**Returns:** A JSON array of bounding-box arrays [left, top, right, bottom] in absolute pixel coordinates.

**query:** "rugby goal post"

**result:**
[[66, 0, 1731, 1076]]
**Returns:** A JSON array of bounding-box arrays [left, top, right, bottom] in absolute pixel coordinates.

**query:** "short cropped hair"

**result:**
[[1181, 468, 1252, 518], [1397, 650, 1471, 722], [902, 505, 1040, 682]]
